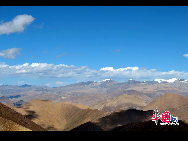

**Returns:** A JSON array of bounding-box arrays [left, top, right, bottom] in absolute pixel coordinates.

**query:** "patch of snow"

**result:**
[[97, 79, 112, 83]]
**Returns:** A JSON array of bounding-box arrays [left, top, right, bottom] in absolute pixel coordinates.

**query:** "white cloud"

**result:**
[[183, 54, 188, 58], [0, 14, 34, 35], [0, 63, 188, 83], [55, 81, 64, 85], [0, 48, 21, 59], [100, 67, 114, 71], [100, 67, 139, 71]]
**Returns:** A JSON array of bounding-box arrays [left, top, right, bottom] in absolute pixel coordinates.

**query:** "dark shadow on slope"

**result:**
[[25, 110, 38, 120], [71, 122, 103, 131], [39, 123, 57, 131], [95, 109, 153, 130], [46, 126, 57, 130], [71, 109, 153, 131], [111, 120, 188, 132]]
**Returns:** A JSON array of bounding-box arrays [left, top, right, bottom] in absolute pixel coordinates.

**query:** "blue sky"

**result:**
[[0, 6, 188, 86]]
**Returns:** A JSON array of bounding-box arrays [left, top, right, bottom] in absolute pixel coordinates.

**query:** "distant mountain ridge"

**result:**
[[1, 78, 188, 107], [0, 95, 25, 107]]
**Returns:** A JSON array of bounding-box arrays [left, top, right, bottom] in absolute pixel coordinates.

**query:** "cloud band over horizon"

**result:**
[[0, 62, 188, 86]]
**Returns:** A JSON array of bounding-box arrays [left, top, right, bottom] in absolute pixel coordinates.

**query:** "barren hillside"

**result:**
[[93, 94, 149, 112], [15, 99, 107, 131], [0, 102, 45, 131]]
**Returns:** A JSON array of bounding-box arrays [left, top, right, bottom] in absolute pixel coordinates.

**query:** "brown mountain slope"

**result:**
[[71, 109, 153, 131], [0, 102, 45, 131], [93, 94, 149, 112], [143, 93, 188, 123], [0, 117, 31, 131], [15, 99, 107, 131]]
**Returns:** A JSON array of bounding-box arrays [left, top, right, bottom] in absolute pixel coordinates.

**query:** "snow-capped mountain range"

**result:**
[[2, 77, 188, 107], [97, 78, 188, 84]]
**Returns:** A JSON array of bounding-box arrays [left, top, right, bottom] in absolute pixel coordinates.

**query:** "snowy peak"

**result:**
[[97, 79, 113, 83], [95, 79, 117, 87], [102, 79, 111, 82]]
